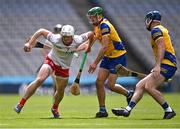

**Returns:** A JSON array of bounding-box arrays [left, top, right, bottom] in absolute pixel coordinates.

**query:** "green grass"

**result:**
[[0, 93, 180, 128]]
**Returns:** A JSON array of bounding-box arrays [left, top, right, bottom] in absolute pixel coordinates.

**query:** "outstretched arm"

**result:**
[[85, 32, 96, 53], [25, 36, 51, 49], [75, 31, 95, 52], [76, 40, 89, 52], [24, 28, 51, 52]]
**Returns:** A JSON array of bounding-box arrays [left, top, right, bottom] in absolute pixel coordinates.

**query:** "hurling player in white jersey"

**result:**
[[14, 25, 94, 118], [34, 24, 63, 95]]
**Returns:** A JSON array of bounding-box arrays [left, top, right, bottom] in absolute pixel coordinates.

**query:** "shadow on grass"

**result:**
[[1, 116, 162, 121], [39, 116, 117, 120], [139, 118, 163, 120]]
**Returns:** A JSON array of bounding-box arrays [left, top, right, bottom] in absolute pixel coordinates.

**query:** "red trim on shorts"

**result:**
[[44, 56, 69, 77]]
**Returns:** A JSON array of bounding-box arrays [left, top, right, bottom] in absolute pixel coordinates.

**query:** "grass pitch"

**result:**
[[0, 93, 180, 128]]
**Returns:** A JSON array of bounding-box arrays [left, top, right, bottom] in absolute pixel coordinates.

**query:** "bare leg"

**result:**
[[53, 76, 68, 106], [95, 68, 110, 117], [14, 64, 52, 114], [143, 74, 175, 119], [130, 76, 148, 104], [144, 73, 166, 105], [51, 76, 68, 118], [96, 68, 109, 107], [112, 73, 176, 119], [51, 73, 56, 95], [111, 76, 147, 117], [23, 64, 52, 100], [107, 74, 128, 96]]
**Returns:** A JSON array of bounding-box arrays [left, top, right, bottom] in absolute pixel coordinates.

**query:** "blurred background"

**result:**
[[0, 0, 179, 94]]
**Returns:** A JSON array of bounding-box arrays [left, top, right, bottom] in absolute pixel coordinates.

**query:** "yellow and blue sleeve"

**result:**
[[151, 28, 163, 41], [100, 23, 110, 35]]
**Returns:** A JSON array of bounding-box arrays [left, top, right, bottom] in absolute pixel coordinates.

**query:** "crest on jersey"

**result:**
[[161, 67, 168, 73]]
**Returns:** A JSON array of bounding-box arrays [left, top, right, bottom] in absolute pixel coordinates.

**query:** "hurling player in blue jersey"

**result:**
[[112, 11, 177, 119]]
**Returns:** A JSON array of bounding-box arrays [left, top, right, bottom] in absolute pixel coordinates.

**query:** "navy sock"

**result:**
[[99, 106, 106, 113], [128, 101, 136, 109], [161, 102, 169, 110]]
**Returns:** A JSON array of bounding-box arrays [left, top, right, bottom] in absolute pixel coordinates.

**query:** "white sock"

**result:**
[[165, 107, 173, 112], [126, 106, 132, 111]]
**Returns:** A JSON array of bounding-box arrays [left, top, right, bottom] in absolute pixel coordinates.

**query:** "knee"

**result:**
[[96, 79, 104, 89], [144, 84, 153, 92], [136, 83, 145, 91]]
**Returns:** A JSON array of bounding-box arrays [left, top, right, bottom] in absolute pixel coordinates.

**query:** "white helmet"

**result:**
[[61, 25, 75, 36]]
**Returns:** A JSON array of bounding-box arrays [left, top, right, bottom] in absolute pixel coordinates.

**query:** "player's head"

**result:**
[[87, 7, 103, 26], [53, 24, 62, 34], [145, 10, 161, 31], [61, 25, 75, 46]]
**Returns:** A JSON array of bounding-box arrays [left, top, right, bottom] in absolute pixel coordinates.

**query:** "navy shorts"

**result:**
[[100, 54, 126, 74], [160, 64, 177, 80]]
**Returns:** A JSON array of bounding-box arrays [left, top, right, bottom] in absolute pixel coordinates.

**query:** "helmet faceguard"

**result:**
[[145, 11, 161, 31], [61, 25, 75, 46], [87, 7, 103, 26], [54, 24, 62, 34]]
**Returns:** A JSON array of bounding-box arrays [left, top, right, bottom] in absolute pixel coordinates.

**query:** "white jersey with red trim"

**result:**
[[46, 33, 88, 69]]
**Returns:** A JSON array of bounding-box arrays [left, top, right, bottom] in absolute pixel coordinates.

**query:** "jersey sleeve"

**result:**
[[44, 39, 53, 48], [100, 23, 110, 36], [74, 35, 86, 44], [47, 33, 61, 44], [151, 27, 163, 42], [80, 33, 89, 42]]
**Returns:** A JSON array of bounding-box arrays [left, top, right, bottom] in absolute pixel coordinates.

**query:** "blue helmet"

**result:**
[[145, 11, 161, 31]]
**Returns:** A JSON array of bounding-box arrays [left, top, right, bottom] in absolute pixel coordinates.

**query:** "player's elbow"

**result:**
[[37, 28, 46, 33], [87, 31, 95, 43], [36, 28, 49, 38]]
